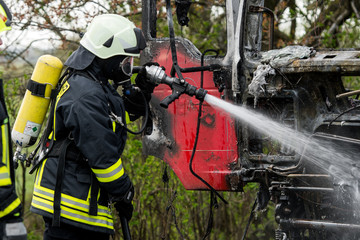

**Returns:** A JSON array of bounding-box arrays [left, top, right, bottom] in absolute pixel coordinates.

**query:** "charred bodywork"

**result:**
[[141, 0, 360, 239]]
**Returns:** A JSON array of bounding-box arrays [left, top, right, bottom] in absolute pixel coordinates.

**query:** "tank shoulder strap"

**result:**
[[28, 68, 75, 174]]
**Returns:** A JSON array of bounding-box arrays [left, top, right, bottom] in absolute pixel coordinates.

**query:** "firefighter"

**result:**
[[0, 1, 27, 239], [30, 14, 152, 240]]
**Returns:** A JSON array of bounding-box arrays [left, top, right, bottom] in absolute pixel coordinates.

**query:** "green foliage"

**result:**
[[320, 13, 360, 49], [343, 76, 360, 92], [3, 76, 26, 125], [322, 30, 338, 48], [337, 15, 360, 48]]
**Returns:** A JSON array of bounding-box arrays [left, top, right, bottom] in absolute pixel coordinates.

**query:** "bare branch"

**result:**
[[328, 8, 350, 34], [350, 0, 360, 18], [301, 0, 353, 47], [6, 38, 50, 65], [88, 0, 110, 12]]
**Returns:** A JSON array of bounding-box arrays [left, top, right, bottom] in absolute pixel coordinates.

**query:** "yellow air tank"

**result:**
[[12, 55, 63, 151]]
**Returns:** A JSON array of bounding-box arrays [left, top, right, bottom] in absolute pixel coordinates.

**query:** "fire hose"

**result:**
[[120, 216, 132, 240]]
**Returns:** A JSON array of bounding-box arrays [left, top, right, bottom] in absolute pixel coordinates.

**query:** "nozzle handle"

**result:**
[[160, 91, 182, 108]]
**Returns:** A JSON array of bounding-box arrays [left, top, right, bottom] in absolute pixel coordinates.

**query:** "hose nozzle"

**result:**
[[145, 65, 207, 108]]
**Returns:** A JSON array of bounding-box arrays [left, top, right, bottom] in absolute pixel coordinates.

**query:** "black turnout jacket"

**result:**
[[30, 57, 131, 234]]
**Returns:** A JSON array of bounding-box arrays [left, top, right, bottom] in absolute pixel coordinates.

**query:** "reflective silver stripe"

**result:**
[[31, 198, 113, 228], [95, 164, 123, 179], [0, 172, 9, 179], [92, 158, 124, 183], [33, 186, 111, 216]]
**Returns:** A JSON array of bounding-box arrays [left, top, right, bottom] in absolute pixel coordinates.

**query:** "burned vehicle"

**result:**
[[140, 0, 360, 239]]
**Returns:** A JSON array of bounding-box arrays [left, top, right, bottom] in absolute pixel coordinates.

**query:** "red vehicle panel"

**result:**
[[145, 41, 238, 190]]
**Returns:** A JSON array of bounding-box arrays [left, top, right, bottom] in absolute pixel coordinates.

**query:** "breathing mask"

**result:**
[[96, 55, 134, 83]]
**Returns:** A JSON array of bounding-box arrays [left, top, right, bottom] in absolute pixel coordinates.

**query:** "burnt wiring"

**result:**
[[270, 65, 294, 89], [164, 191, 186, 240], [161, 166, 185, 239], [202, 192, 218, 240], [241, 197, 258, 240], [267, 139, 312, 174], [327, 104, 360, 129]]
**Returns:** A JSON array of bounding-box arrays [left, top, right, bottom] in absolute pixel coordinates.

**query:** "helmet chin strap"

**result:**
[[113, 72, 130, 86], [95, 55, 130, 83]]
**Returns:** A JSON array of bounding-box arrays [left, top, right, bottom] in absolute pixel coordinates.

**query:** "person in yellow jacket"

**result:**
[[30, 14, 153, 240], [0, 1, 27, 239]]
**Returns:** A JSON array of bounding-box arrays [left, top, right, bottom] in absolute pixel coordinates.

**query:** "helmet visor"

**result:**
[[120, 56, 133, 76]]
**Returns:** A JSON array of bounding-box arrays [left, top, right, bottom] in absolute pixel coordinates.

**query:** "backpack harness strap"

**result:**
[[89, 173, 100, 216], [50, 69, 102, 226], [52, 135, 72, 227], [50, 134, 100, 227]]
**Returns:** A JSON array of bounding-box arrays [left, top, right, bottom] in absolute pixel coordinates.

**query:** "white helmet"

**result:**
[[80, 14, 146, 59]]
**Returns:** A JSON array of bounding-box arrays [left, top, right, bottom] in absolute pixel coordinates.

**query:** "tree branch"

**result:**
[[328, 8, 350, 35], [350, 0, 360, 18], [301, 0, 353, 47]]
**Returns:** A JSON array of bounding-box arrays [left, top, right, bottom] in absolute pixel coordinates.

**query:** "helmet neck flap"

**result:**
[[64, 46, 132, 84]]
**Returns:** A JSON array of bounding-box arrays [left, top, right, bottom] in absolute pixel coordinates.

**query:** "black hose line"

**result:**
[[124, 90, 150, 135], [188, 49, 228, 204]]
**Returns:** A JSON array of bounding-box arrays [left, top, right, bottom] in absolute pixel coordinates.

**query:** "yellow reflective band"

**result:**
[[0, 122, 11, 186], [125, 111, 130, 124], [33, 185, 111, 217], [112, 121, 116, 132], [31, 196, 113, 230], [35, 159, 47, 186], [48, 131, 53, 140], [2, 124, 8, 167], [92, 158, 124, 183], [0, 198, 21, 218], [53, 81, 70, 140], [2, 122, 9, 165]]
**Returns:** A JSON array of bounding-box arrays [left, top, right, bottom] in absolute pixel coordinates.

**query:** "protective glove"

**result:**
[[123, 62, 160, 121], [114, 184, 135, 221], [123, 91, 149, 121], [135, 62, 160, 97], [115, 201, 134, 222]]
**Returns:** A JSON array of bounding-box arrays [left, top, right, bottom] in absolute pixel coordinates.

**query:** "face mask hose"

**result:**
[[144, 65, 207, 108]]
